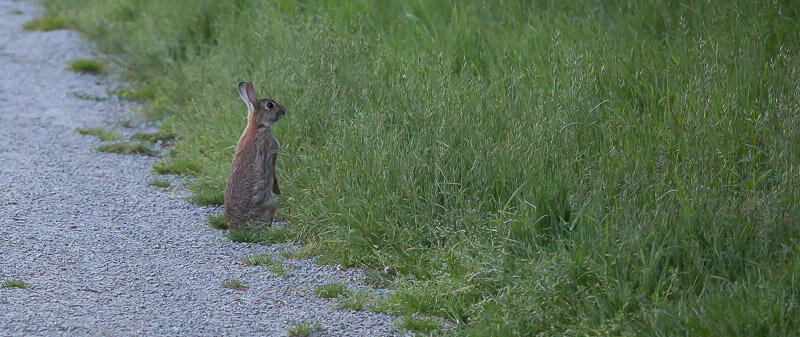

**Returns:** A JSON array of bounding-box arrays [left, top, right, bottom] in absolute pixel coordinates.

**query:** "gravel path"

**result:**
[[0, 1, 397, 336]]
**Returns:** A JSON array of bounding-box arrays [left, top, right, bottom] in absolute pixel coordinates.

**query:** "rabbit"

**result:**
[[224, 81, 286, 230]]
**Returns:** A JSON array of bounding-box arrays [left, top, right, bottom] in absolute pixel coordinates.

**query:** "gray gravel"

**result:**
[[0, 1, 398, 336]]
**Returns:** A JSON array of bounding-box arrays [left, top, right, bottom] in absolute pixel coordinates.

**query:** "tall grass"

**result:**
[[44, 0, 800, 335]]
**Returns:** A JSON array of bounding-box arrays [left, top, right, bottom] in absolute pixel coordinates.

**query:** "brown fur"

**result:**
[[224, 81, 285, 230]]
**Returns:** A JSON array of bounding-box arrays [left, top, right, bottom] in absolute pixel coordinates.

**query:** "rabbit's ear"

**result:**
[[238, 81, 257, 112]]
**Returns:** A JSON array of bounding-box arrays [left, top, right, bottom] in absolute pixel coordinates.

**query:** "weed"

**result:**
[[75, 127, 120, 141], [220, 278, 247, 290], [22, 15, 65, 31], [206, 213, 227, 230], [66, 58, 107, 74], [287, 321, 324, 337], [2, 279, 28, 289], [95, 142, 155, 156], [313, 282, 350, 299], [147, 179, 170, 188]]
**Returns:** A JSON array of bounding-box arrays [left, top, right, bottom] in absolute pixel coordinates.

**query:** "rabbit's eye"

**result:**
[[266, 102, 275, 109]]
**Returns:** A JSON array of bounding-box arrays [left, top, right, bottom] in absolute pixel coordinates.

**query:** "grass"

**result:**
[[225, 226, 291, 244], [287, 321, 324, 337], [131, 131, 176, 145], [66, 58, 107, 74], [268, 263, 291, 277], [147, 178, 170, 188], [95, 142, 155, 155], [336, 288, 371, 311], [220, 278, 247, 290], [71, 92, 109, 102], [237, 246, 294, 276], [75, 127, 120, 141], [2, 279, 28, 289], [44, 0, 800, 335], [9, 9, 23, 15], [396, 315, 442, 335], [118, 120, 134, 128], [206, 213, 227, 230], [280, 246, 316, 260], [22, 15, 66, 31], [313, 282, 350, 299], [108, 85, 157, 101], [363, 269, 395, 289], [239, 252, 276, 267]]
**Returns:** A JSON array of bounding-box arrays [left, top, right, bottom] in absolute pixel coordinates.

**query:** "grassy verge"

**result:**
[[43, 0, 800, 335]]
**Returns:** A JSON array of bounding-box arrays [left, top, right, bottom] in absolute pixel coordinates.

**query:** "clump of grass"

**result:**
[[8, 9, 23, 15], [22, 15, 65, 31], [336, 288, 372, 311], [71, 92, 109, 102], [187, 182, 224, 205], [239, 252, 276, 267], [280, 248, 297, 259], [2, 279, 29, 289], [373, 277, 480, 326], [206, 213, 227, 230], [66, 58, 107, 74], [287, 321, 324, 337], [363, 269, 396, 289], [118, 120, 134, 128], [220, 278, 247, 290], [395, 315, 442, 334], [268, 263, 292, 277], [313, 282, 350, 299], [75, 127, 120, 141], [108, 82, 157, 101], [239, 251, 292, 276], [95, 142, 155, 156], [152, 158, 199, 175], [131, 131, 176, 145], [147, 179, 171, 188]]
